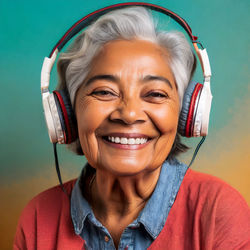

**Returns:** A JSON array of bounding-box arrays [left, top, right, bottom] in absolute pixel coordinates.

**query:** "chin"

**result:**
[[98, 156, 161, 176]]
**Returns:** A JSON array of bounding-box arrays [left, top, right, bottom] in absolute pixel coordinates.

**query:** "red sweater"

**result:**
[[14, 169, 250, 250]]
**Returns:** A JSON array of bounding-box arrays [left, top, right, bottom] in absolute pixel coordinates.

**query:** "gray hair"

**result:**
[[57, 7, 196, 157]]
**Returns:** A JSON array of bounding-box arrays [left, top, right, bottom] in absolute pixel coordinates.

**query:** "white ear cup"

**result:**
[[42, 93, 64, 144], [192, 81, 212, 137], [191, 89, 202, 136], [200, 81, 213, 136]]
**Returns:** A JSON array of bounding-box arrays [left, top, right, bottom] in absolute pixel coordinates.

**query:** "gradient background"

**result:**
[[1, 0, 249, 249]]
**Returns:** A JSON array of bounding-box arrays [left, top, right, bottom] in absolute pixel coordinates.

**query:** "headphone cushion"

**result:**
[[178, 81, 202, 137], [53, 90, 77, 144], [186, 83, 203, 137]]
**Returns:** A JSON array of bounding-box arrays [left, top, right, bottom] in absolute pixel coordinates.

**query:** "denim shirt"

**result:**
[[71, 158, 188, 250]]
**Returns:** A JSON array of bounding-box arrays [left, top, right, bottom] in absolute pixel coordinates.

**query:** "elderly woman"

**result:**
[[14, 6, 250, 250]]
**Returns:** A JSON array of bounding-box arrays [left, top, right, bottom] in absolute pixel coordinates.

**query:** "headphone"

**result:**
[[41, 2, 212, 145]]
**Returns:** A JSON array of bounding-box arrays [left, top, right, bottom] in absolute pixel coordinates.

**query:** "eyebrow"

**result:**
[[84, 74, 173, 89], [85, 74, 119, 86], [142, 75, 173, 89]]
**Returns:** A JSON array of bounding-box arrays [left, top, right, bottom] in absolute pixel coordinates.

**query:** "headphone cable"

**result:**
[[53, 143, 69, 197], [188, 136, 206, 168]]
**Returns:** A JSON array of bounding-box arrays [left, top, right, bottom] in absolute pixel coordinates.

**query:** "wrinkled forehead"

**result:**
[[85, 39, 173, 80]]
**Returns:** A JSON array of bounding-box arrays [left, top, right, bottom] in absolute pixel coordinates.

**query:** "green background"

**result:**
[[1, 0, 249, 249]]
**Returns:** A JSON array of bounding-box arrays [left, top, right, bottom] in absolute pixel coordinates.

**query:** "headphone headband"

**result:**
[[41, 2, 211, 94], [49, 2, 197, 58]]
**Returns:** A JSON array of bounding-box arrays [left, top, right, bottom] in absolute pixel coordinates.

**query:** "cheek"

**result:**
[[76, 98, 110, 133], [75, 99, 116, 164], [75, 99, 105, 160], [77, 107, 99, 134], [149, 105, 179, 167], [149, 103, 179, 135]]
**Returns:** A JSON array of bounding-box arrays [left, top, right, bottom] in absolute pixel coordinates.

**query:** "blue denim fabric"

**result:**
[[71, 158, 188, 250]]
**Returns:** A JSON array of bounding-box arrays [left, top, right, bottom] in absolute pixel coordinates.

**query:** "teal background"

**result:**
[[1, 0, 249, 249]]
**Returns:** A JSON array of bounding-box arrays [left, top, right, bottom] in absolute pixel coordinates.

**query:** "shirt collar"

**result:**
[[71, 176, 92, 235], [71, 158, 188, 238], [138, 158, 188, 239]]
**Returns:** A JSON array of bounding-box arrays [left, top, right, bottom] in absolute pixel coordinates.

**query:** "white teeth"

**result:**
[[135, 138, 141, 144], [128, 138, 135, 145], [120, 138, 127, 144], [107, 136, 148, 145]]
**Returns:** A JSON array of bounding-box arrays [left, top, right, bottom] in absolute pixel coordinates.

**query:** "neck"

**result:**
[[83, 165, 161, 248], [90, 166, 161, 219]]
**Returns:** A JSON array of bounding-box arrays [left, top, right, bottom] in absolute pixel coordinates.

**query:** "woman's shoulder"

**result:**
[[157, 168, 250, 249], [178, 168, 250, 236], [14, 179, 79, 249], [14, 179, 84, 249], [181, 168, 249, 206], [183, 168, 241, 192], [26, 179, 76, 208], [18, 179, 77, 225]]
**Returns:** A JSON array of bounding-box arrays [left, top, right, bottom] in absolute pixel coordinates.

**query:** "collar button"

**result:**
[[104, 235, 109, 242]]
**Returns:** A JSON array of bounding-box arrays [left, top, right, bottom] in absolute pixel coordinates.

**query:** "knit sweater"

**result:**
[[14, 169, 250, 250]]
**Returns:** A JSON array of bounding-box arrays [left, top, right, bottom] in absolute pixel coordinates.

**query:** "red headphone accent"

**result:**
[[53, 91, 73, 144], [185, 84, 202, 137]]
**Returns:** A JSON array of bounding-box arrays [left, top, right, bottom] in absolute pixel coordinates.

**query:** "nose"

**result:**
[[109, 97, 147, 125]]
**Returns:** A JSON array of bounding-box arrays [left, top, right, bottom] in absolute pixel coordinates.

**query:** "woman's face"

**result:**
[[75, 39, 180, 176]]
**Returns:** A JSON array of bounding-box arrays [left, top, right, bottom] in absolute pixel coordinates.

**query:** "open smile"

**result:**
[[101, 133, 153, 150]]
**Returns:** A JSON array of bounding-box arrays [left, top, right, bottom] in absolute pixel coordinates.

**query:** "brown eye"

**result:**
[[147, 92, 167, 98], [143, 90, 169, 104], [92, 90, 115, 96], [90, 88, 118, 101]]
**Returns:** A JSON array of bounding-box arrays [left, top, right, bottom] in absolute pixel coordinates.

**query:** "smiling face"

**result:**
[[75, 39, 180, 176]]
